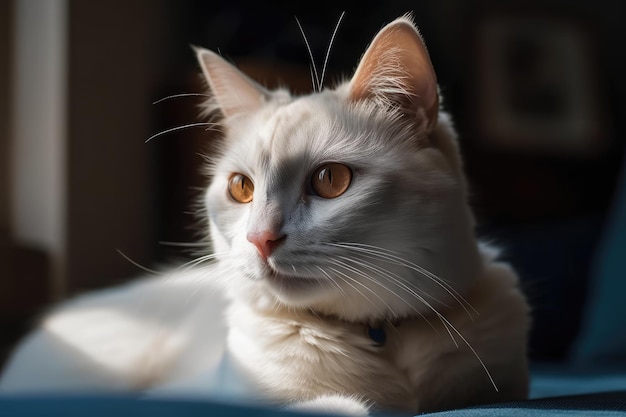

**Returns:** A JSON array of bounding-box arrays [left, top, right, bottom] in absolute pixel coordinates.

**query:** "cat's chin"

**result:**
[[260, 267, 330, 307]]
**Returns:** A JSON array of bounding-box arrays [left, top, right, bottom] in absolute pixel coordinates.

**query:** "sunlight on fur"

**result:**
[[45, 308, 183, 377]]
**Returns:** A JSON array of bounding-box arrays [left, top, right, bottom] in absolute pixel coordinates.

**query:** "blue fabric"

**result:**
[[424, 391, 626, 416], [1, 390, 625, 417], [530, 365, 626, 399], [0, 396, 289, 417], [573, 154, 626, 364], [3, 367, 626, 416], [4, 367, 624, 416]]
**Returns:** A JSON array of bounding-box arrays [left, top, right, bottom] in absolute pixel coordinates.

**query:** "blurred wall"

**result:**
[[11, 0, 67, 299], [0, 1, 11, 239], [64, 0, 174, 292]]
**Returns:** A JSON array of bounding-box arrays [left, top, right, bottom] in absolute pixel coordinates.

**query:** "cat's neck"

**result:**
[[227, 292, 395, 344]]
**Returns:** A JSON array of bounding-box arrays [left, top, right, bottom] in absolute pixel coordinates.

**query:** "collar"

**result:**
[[306, 309, 398, 348], [367, 323, 387, 346], [365, 318, 402, 347]]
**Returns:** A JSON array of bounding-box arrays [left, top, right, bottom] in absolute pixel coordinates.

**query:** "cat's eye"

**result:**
[[228, 173, 254, 203], [311, 163, 352, 199]]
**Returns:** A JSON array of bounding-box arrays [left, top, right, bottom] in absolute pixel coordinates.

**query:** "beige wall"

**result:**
[[4, 0, 178, 295], [0, 1, 11, 239]]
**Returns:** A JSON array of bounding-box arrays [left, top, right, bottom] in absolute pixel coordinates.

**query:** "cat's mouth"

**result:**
[[265, 269, 317, 288], [261, 263, 324, 293], [260, 267, 332, 307]]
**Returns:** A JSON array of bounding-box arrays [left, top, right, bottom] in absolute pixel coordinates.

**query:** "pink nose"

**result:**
[[247, 231, 286, 260]]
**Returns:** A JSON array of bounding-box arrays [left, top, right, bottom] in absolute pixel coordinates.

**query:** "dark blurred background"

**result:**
[[1, 0, 624, 367]]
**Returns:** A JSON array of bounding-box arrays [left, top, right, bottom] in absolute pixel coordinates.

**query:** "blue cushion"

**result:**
[[530, 364, 626, 399], [425, 392, 626, 416], [0, 391, 625, 417], [0, 396, 293, 417], [573, 155, 626, 364]]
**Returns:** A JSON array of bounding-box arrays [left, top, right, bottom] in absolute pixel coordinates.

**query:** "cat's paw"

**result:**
[[287, 394, 370, 416]]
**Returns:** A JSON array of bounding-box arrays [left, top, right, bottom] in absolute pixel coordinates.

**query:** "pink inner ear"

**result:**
[[349, 19, 439, 128]]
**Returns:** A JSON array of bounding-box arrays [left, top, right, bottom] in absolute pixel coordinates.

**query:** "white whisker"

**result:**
[[341, 255, 452, 309], [334, 247, 460, 344], [330, 260, 397, 315], [333, 257, 441, 337], [158, 241, 210, 248], [327, 265, 380, 311], [320, 11, 345, 91], [183, 263, 236, 305], [146, 122, 217, 143], [433, 310, 498, 392], [152, 93, 211, 105], [327, 244, 497, 390], [328, 242, 478, 318], [116, 249, 159, 275], [295, 17, 320, 92], [170, 251, 230, 276], [315, 265, 347, 298], [308, 65, 317, 93]]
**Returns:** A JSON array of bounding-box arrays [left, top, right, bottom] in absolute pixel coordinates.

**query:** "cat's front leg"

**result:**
[[0, 270, 229, 393], [287, 394, 370, 416]]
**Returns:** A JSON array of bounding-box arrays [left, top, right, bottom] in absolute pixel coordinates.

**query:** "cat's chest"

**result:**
[[225, 302, 416, 409]]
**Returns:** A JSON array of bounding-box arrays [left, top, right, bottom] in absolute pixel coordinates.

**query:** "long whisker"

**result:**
[[158, 241, 210, 248], [328, 242, 477, 318], [295, 17, 320, 92], [171, 251, 229, 276], [183, 263, 237, 305], [159, 241, 212, 260], [315, 265, 347, 298], [333, 257, 442, 338], [336, 242, 466, 292], [335, 244, 464, 307], [341, 254, 452, 310], [330, 260, 397, 315], [308, 65, 317, 94], [192, 265, 236, 295], [152, 93, 211, 105], [116, 249, 159, 275], [336, 242, 461, 287], [327, 265, 380, 311], [146, 122, 217, 143], [432, 309, 499, 392], [332, 245, 497, 392], [320, 11, 345, 91]]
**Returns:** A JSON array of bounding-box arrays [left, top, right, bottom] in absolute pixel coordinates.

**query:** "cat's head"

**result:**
[[196, 16, 482, 321]]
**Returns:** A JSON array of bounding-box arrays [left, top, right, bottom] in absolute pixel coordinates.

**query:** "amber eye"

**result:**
[[311, 163, 352, 199], [228, 173, 254, 203]]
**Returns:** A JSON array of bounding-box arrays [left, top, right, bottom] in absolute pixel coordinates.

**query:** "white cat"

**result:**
[[0, 15, 530, 415]]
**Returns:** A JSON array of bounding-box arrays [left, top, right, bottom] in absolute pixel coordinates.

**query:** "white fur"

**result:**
[[0, 16, 529, 416]]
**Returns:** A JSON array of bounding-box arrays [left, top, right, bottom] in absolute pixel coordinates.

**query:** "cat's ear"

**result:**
[[195, 47, 269, 118], [349, 16, 439, 130]]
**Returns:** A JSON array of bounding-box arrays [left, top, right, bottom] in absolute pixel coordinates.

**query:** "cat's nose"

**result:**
[[247, 231, 286, 260]]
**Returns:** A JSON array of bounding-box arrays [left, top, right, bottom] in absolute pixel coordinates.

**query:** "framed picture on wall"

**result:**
[[473, 14, 606, 156]]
